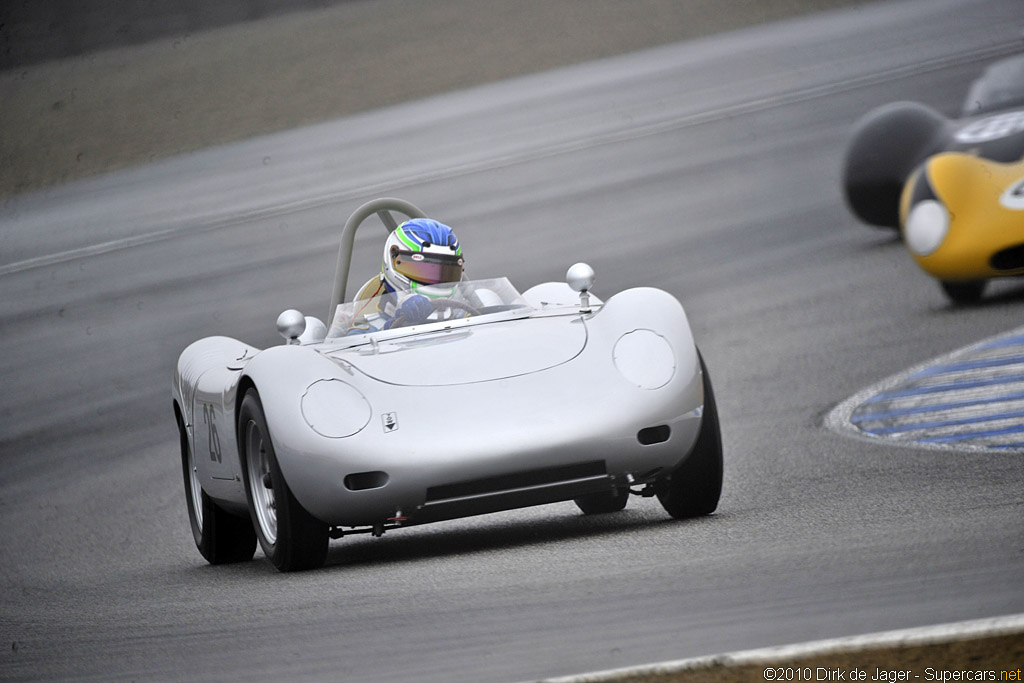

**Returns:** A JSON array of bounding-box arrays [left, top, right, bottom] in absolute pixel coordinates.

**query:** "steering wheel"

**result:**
[[387, 297, 481, 330], [428, 298, 480, 319]]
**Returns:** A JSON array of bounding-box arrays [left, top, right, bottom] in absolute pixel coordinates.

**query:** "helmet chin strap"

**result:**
[[381, 269, 409, 293]]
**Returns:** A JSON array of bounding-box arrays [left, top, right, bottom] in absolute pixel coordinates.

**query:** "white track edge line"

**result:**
[[533, 613, 1024, 682]]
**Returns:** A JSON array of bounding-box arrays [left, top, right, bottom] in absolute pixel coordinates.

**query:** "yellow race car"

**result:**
[[842, 54, 1024, 303], [900, 153, 1024, 303]]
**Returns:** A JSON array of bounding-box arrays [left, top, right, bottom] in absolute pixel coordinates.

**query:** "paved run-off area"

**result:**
[[0, 0, 863, 198]]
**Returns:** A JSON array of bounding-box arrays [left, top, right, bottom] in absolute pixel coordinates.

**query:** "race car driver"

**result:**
[[350, 217, 466, 326]]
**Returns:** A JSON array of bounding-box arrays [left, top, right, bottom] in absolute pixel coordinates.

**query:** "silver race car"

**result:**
[[173, 198, 723, 571]]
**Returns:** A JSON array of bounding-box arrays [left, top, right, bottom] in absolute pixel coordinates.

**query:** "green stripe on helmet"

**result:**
[[395, 225, 421, 252]]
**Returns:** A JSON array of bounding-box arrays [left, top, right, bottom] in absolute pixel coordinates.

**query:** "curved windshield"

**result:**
[[326, 277, 532, 340]]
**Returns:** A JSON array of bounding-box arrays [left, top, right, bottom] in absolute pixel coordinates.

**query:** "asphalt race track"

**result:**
[[2, 0, 1023, 680]]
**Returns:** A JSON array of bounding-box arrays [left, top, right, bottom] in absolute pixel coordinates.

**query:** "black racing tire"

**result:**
[[842, 101, 951, 229], [940, 280, 987, 305], [239, 390, 329, 572], [574, 487, 629, 515], [656, 351, 723, 519], [177, 407, 256, 564]]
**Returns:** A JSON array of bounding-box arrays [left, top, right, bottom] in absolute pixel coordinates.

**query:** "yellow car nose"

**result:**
[[901, 153, 1024, 280]]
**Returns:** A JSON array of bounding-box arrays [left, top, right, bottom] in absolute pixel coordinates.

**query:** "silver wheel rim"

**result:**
[[188, 439, 203, 531], [245, 420, 277, 545]]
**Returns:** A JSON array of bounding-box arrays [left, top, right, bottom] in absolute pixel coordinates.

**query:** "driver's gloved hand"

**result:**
[[398, 294, 433, 324], [378, 292, 398, 317]]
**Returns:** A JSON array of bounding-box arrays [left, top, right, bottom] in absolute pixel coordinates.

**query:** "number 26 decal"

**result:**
[[201, 403, 223, 463]]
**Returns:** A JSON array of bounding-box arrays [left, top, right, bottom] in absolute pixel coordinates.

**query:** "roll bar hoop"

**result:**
[[328, 198, 427, 319]]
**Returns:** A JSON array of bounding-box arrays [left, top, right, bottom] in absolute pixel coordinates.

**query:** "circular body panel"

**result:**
[[905, 199, 950, 256], [301, 379, 372, 438], [613, 329, 675, 390]]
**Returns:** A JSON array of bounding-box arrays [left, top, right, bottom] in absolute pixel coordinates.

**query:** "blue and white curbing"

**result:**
[[827, 326, 1024, 452]]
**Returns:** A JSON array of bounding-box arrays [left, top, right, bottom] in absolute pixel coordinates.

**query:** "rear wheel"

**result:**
[[239, 390, 328, 572], [842, 101, 949, 229], [177, 408, 256, 564], [574, 487, 629, 515], [656, 351, 723, 519]]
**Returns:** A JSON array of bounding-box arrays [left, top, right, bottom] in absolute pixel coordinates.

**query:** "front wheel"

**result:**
[[177, 408, 256, 564], [940, 280, 986, 305], [656, 351, 723, 519], [239, 390, 328, 572], [574, 487, 629, 515]]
